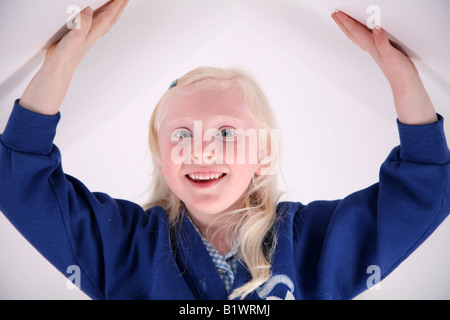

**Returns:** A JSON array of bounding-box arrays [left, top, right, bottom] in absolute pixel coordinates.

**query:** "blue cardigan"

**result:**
[[1, 99, 449, 300]]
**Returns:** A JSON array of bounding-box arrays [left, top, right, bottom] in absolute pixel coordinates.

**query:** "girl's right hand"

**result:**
[[45, 0, 129, 74], [20, 0, 129, 115]]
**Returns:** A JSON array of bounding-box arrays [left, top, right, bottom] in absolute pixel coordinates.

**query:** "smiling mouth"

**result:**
[[185, 172, 227, 184]]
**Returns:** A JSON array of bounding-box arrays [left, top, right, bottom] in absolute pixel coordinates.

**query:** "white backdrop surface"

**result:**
[[1, 0, 449, 299]]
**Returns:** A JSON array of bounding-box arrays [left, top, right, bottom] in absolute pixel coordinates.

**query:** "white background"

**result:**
[[1, 0, 449, 299]]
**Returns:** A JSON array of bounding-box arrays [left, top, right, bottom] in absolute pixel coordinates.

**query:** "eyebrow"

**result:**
[[166, 115, 247, 127]]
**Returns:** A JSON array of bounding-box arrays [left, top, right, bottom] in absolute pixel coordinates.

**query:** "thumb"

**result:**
[[372, 26, 392, 56], [77, 7, 94, 37]]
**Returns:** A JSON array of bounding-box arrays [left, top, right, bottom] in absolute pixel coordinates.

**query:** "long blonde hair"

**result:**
[[144, 66, 282, 299]]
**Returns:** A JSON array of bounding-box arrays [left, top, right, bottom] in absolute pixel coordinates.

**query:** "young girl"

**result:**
[[1, 1, 449, 300]]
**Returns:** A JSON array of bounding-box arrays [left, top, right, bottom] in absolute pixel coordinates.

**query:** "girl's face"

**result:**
[[158, 88, 262, 224]]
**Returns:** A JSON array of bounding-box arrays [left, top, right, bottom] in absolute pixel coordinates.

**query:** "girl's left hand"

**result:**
[[331, 10, 437, 125], [331, 10, 418, 87]]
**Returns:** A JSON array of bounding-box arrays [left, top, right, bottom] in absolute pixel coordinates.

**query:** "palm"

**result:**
[[45, 0, 129, 72], [331, 11, 418, 83]]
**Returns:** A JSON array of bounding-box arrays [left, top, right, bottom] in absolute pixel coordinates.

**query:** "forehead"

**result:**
[[161, 88, 254, 125]]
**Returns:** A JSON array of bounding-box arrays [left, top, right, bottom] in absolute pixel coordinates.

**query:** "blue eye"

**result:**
[[217, 128, 236, 140], [172, 129, 192, 141]]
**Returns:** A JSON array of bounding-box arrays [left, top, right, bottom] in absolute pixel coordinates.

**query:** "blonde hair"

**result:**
[[144, 66, 282, 299]]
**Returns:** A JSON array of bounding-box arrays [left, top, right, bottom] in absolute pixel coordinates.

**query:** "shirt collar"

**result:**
[[186, 215, 237, 258]]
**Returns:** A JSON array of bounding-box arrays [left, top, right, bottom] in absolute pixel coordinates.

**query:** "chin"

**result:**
[[185, 198, 239, 217], [189, 203, 228, 216]]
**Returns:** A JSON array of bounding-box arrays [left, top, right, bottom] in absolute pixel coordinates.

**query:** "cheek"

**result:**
[[159, 143, 180, 182], [160, 161, 186, 202], [228, 163, 259, 192], [160, 156, 179, 179]]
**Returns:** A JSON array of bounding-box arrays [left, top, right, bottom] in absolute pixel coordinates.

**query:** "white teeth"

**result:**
[[188, 173, 223, 180]]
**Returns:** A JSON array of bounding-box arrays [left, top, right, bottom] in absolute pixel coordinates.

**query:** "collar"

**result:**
[[186, 215, 238, 293]]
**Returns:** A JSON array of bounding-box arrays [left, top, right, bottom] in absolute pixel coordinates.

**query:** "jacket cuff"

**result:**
[[1, 99, 61, 155], [397, 114, 450, 164]]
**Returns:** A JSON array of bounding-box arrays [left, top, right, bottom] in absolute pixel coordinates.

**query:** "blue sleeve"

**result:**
[[0, 99, 155, 300], [293, 114, 450, 299]]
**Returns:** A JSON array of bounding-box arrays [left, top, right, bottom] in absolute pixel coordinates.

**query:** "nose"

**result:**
[[191, 140, 217, 165]]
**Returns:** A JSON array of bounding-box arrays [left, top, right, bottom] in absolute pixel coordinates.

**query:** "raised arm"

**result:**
[[292, 11, 450, 299], [331, 10, 438, 126], [0, 1, 135, 300], [20, 0, 129, 115]]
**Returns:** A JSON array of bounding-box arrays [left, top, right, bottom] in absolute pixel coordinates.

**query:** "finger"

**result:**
[[89, 0, 127, 39], [96, 0, 127, 24], [60, 6, 93, 50], [104, 0, 129, 34], [372, 26, 392, 55], [93, 0, 114, 16], [77, 7, 94, 37], [332, 11, 369, 51], [335, 11, 373, 43], [331, 11, 356, 42]]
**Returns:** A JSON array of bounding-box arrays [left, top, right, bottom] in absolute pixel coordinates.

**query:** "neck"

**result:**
[[184, 198, 245, 255], [187, 211, 235, 256]]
